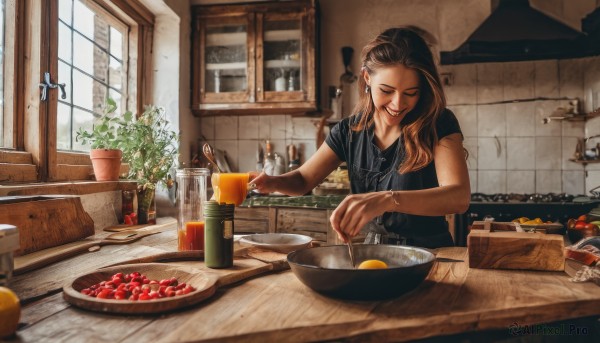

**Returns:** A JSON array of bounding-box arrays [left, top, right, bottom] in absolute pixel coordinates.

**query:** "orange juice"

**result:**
[[211, 173, 249, 206], [178, 221, 205, 251]]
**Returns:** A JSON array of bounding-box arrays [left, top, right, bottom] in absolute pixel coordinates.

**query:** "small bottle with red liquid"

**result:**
[[176, 168, 210, 251]]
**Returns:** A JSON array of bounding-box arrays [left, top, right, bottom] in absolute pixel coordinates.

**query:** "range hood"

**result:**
[[440, 0, 588, 65]]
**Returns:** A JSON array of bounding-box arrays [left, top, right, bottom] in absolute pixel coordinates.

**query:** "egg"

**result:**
[[357, 259, 388, 269]]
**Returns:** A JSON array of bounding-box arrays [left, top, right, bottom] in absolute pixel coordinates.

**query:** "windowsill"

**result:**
[[0, 180, 138, 196]]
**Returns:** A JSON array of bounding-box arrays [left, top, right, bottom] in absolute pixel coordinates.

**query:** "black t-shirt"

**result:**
[[325, 109, 462, 241]]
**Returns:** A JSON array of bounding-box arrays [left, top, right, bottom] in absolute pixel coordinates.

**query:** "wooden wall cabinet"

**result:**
[[192, 0, 318, 116]]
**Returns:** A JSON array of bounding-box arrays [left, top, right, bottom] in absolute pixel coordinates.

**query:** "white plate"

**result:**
[[239, 233, 312, 253]]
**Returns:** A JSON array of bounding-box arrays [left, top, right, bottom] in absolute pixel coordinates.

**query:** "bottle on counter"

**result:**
[[288, 144, 300, 171], [263, 140, 276, 175], [176, 168, 210, 251], [274, 153, 286, 176], [204, 200, 234, 268]]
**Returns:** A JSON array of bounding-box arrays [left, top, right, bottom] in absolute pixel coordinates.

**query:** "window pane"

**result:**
[[57, 102, 72, 150], [72, 107, 95, 152], [109, 56, 122, 90], [59, 0, 72, 26], [73, 32, 108, 80], [73, 0, 95, 42], [58, 22, 72, 64], [110, 27, 122, 58], [58, 61, 72, 103], [72, 69, 106, 113]]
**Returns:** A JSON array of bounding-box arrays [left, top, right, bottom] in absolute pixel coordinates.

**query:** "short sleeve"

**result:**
[[436, 109, 462, 140], [325, 117, 352, 162]]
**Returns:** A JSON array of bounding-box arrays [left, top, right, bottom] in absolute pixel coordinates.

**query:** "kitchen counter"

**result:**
[[7, 219, 600, 342]]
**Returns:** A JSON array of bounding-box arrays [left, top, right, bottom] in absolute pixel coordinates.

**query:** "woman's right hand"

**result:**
[[249, 171, 278, 194]]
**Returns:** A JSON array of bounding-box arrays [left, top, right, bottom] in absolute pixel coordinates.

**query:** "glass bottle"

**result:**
[[204, 200, 234, 268], [177, 168, 210, 251]]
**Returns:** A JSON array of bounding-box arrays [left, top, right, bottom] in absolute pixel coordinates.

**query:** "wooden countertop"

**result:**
[[8, 220, 600, 342]]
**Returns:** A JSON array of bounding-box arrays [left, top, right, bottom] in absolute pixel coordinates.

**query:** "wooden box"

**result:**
[[0, 195, 94, 256], [467, 221, 564, 271]]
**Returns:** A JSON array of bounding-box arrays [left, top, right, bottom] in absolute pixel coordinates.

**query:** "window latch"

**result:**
[[39, 72, 67, 101]]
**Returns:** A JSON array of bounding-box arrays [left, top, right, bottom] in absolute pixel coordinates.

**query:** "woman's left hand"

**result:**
[[330, 192, 388, 240]]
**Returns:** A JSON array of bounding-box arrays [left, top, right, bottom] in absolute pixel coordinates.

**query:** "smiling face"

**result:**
[[364, 64, 421, 127]]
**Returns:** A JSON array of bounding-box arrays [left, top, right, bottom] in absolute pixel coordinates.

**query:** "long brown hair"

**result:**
[[352, 26, 446, 174]]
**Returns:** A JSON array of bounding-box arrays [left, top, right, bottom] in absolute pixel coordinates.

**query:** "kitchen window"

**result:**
[[0, 0, 153, 183]]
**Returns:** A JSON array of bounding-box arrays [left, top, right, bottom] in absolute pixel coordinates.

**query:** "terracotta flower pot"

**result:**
[[90, 149, 122, 181]]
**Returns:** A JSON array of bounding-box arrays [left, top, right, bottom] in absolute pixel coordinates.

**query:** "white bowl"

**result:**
[[239, 233, 312, 254]]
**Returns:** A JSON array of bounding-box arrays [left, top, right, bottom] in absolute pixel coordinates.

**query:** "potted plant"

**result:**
[[75, 98, 126, 181], [119, 104, 178, 224]]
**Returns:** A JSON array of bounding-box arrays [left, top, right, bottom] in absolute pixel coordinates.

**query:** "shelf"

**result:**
[[206, 62, 246, 70], [543, 108, 600, 123], [569, 158, 600, 165], [265, 59, 301, 69], [206, 32, 246, 46], [264, 29, 301, 41]]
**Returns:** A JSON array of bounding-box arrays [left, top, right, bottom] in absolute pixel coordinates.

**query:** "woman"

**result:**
[[251, 27, 470, 248]]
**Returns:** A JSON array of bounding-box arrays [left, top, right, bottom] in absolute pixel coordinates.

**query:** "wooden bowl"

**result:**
[[63, 263, 219, 314]]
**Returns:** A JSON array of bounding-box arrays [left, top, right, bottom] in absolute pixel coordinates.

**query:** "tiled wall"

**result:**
[[204, 55, 600, 196], [443, 56, 600, 195], [201, 115, 319, 174]]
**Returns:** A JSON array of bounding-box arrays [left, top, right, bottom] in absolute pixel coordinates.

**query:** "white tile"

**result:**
[[506, 137, 535, 170], [477, 104, 506, 137], [468, 170, 477, 193], [201, 117, 215, 140], [506, 170, 535, 193], [559, 59, 584, 99], [506, 102, 536, 137], [238, 140, 260, 173], [534, 60, 559, 98], [292, 139, 317, 164], [259, 116, 270, 140], [270, 116, 287, 139], [445, 64, 477, 105], [478, 170, 506, 194], [463, 137, 478, 170], [561, 119, 585, 137], [585, 170, 600, 195], [291, 116, 317, 140], [535, 100, 563, 137], [238, 115, 259, 139], [478, 137, 506, 170], [285, 114, 294, 138], [214, 140, 239, 172], [214, 116, 238, 140], [535, 137, 562, 170], [476, 63, 504, 103], [535, 170, 562, 193], [503, 61, 534, 101], [562, 170, 585, 195], [449, 105, 477, 137]]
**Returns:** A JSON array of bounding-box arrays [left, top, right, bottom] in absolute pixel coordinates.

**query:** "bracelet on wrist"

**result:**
[[390, 190, 401, 206]]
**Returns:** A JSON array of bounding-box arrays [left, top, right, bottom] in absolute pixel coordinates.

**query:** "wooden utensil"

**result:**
[[103, 224, 152, 232], [63, 259, 289, 314], [14, 225, 172, 275]]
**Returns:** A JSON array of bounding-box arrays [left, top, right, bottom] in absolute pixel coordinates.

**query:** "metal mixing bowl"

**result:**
[[287, 244, 435, 300]]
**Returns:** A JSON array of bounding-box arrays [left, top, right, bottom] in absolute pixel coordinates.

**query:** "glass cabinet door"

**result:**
[[260, 13, 305, 102], [200, 16, 251, 103]]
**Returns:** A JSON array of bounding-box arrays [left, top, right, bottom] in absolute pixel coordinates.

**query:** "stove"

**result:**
[[453, 193, 600, 246]]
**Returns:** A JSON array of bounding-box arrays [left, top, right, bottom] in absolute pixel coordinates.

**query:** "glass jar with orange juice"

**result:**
[[176, 168, 210, 251], [211, 172, 250, 206]]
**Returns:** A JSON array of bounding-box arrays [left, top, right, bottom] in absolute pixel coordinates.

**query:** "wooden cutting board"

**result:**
[[0, 195, 94, 256], [468, 221, 564, 271], [63, 249, 290, 314]]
